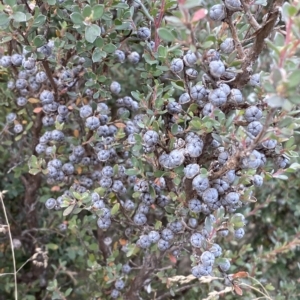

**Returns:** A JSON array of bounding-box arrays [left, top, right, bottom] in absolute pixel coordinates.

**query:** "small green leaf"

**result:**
[[46, 243, 58, 250], [154, 220, 162, 230], [29, 168, 40, 175], [32, 14, 46, 27], [158, 28, 175, 42], [70, 12, 84, 24], [103, 43, 117, 53], [111, 203, 120, 215], [82, 5, 92, 18], [85, 24, 101, 43], [157, 45, 167, 58], [92, 48, 106, 62], [47, 0, 56, 5], [11, 12, 27, 22], [92, 4, 104, 20], [0, 12, 9, 26], [63, 204, 76, 216], [287, 70, 300, 89], [124, 168, 139, 176], [33, 35, 46, 47], [64, 288, 73, 297]]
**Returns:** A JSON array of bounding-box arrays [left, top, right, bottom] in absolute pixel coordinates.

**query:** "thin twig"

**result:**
[[41, 60, 58, 100], [156, 283, 198, 300], [241, 0, 261, 31], [227, 12, 245, 59], [0, 191, 18, 300]]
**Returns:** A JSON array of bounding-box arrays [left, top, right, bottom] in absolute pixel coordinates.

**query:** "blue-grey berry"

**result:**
[[115, 279, 125, 290], [45, 198, 56, 209], [110, 81, 121, 95], [209, 60, 225, 78], [51, 130, 65, 142], [201, 251, 215, 266], [262, 139, 277, 149], [97, 217, 111, 229], [275, 156, 289, 169], [110, 289, 119, 299], [218, 258, 231, 272], [202, 188, 219, 204], [157, 239, 170, 251], [170, 58, 184, 73], [209, 243, 222, 257], [234, 227, 245, 239], [225, 0, 242, 11], [190, 232, 204, 248], [137, 27, 151, 40], [202, 103, 214, 116], [123, 199, 135, 211], [168, 220, 183, 233], [209, 88, 227, 107], [209, 4, 226, 21], [218, 83, 231, 96], [186, 68, 198, 79], [229, 88, 243, 104], [127, 51, 140, 64], [16, 96, 28, 107], [40, 90, 54, 105], [190, 85, 208, 101], [223, 192, 240, 206], [161, 228, 174, 241], [247, 121, 263, 137], [122, 264, 131, 273], [242, 150, 261, 169], [191, 264, 212, 278], [13, 123, 23, 134], [178, 92, 191, 104], [114, 50, 125, 63], [143, 130, 159, 146], [249, 73, 261, 87], [137, 235, 151, 249], [244, 106, 263, 122], [220, 38, 235, 54], [0, 55, 11, 67], [156, 195, 170, 207], [184, 163, 200, 179], [192, 175, 210, 194], [133, 213, 147, 225], [183, 51, 197, 67], [167, 101, 182, 114], [148, 231, 160, 243]]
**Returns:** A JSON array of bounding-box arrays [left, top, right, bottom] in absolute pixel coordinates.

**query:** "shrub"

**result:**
[[0, 0, 300, 299]]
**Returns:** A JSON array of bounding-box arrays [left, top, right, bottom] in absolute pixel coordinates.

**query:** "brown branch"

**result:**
[[241, 0, 261, 31], [231, 3, 282, 88], [156, 283, 198, 300], [226, 11, 245, 60], [96, 228, 110, 261], [154, 0, 166, 53], [41, 60, 58, 101], [124, 254, 155, 300]]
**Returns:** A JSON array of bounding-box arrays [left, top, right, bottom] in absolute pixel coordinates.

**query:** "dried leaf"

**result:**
[[233, 283, 243, 296], [119, 238, 127, 246], [114, 122, 126, 128], [51, 186, 60, 192], [28, 98, 40, 103], [192, 9, 207, 22], [168, 254, 177, 264], [73, 129, 80, 138], [232, 271, 249, 279], [33, 107, 43, 114]]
